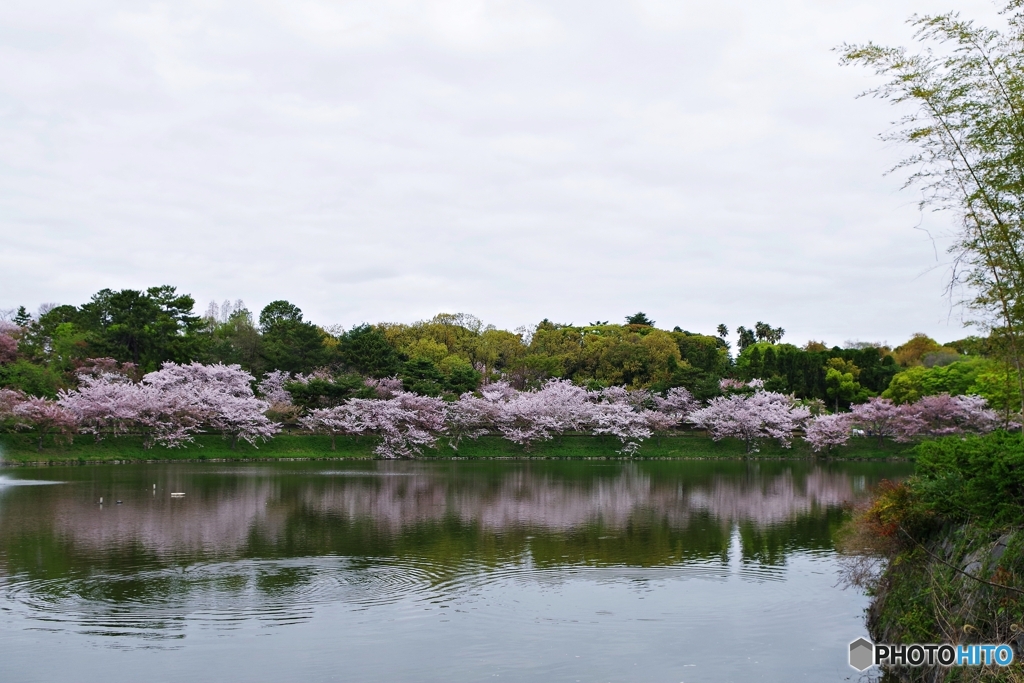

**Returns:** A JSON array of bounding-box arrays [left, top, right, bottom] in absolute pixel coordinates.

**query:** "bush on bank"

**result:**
[[913, 432, 1024, 526], [843, 431, 1024, 682]]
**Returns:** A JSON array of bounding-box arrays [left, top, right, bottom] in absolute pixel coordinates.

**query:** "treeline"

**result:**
[[0, 285, 1014, 414]]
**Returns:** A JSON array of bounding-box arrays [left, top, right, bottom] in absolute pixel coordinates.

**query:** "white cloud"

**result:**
[[0, 0, 1006, 343]]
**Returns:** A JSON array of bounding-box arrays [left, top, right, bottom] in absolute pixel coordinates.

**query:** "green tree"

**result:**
[[0, 360, 63, 397], [13, 306, 31, 327], [754, 321, 785, 344], [258, 300, 304, 330], [825, 367, 859, 411], [78, 286, 204, 370], [882, 357, 992, 404], [736, 326, 756, 352], [286, 374, 371, 410], [625, 312, 655, 326], [340, 324, 402, 377], [17, 305, 89, 373], [206, 309, 263, 373], [842, 3, 1024, 422], [438, 356, 482, 394], [258, 301, 328, 373], [400, 357, 446, 396]]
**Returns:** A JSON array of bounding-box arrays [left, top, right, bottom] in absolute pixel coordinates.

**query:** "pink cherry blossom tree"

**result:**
[[804, 413, 853, 454], [143, 363, 279, 449], [589, 401, 652, 455], [642, 386, 695, 445], [895, 393, 1001, 440], [365, 376, 404, 399], [77, 357, 139, 379], [352, 392, 447, 458], [848, 397, 902, 446], [718, 378, 748, 392], [689, 390, 811, 453], [0, 388, 27, 432], [11, 398, 79, 451], [653, 387, 696, 417], [257, 370, 295, 406], [446, 392, 503, 450], [59, 372, 144, 441], [299, 404, 373, 450], [60, 362, 279, 449], [493, 380, 591, 450], [0, 333, 17, 364], [59, 370, 204, 448]]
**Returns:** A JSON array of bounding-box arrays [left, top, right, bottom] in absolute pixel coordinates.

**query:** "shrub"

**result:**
[[913, 431, 1024, 525]]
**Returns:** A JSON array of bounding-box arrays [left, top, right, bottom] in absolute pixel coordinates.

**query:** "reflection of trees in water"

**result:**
[[292, 464, 862, 533], [0, 464, 899, 578]]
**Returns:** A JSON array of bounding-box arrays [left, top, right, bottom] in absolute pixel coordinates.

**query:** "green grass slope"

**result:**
[[0, 431, 914, 465]]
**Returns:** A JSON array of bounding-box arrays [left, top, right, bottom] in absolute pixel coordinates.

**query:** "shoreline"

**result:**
[[0, 455, 917, 467], [0, 432, 916, 466]]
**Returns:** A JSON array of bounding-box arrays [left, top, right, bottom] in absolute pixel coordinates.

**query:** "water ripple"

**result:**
[[0, 552, 797, 643]]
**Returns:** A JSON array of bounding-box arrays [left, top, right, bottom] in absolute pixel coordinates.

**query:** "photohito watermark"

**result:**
[[849, 638, 1015, 671]]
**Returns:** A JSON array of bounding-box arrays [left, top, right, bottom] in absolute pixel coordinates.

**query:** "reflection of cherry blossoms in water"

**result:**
[[0, 461, 910, 649], [16, 463, 884, 562], [686, 469, 858, 525]]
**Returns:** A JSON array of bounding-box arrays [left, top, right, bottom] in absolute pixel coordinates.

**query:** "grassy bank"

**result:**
[[842, 432, 1024, 682], [0, 431, 915, 465]]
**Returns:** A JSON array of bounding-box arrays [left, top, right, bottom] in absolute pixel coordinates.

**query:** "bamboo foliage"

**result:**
[[841, 2, 1024, 420]]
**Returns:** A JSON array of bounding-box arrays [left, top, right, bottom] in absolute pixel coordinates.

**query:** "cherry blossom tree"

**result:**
[[590, 401, 652, 455], [144, 363, 278, 449], [11, 398, 79, 451], [644, 409, 681, 441], [0, 333, 17, 364], [479, 381, 519, 402], [60, 362, 279, 449], [365, 376, 404, 399], [642, 386, 694, 444], [848, 397, 902, 447], [895, 394, 1001, 440], [257, 370, 295, 406], [719, 378, 748, 392], [804, 413, 853, 454], [60, 371, 203, 448], [653, 387, 696, 417], [77, 357, 139, 379], [0, 388, 27, 431], [354, 392, 447, 458], [446, 392, 502, 450], [299, 404, 372, 450], [689, 390, 811, 453], [59, 372, 147, 441], [493, 380, 591, 450]]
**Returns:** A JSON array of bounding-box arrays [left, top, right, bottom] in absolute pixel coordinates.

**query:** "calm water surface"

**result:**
[[0, 460, 911, 682]]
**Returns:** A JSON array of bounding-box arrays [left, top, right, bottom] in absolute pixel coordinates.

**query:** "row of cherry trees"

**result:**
[[803, 393, 1001, 452], [296, 379, 694, 457], [0, 361, 278, 451], [0, 363, 1004, 456], [281, 375, 1002, 456]]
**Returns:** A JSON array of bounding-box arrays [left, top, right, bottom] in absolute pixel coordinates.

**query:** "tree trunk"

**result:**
[[331, 434, 336, 451]]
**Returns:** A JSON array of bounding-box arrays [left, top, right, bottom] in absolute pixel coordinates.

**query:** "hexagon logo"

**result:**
[[849, 638, 874, 671]]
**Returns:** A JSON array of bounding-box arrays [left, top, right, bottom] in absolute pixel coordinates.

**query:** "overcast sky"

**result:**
[[0, 0, 1008, 347]]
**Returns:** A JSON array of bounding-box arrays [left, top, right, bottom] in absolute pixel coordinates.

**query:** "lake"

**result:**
[[0, 459, 910, 682]]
